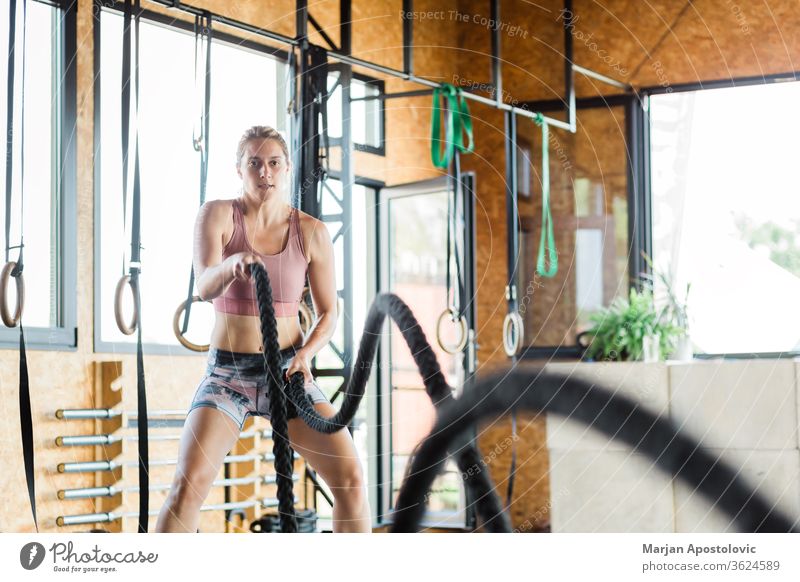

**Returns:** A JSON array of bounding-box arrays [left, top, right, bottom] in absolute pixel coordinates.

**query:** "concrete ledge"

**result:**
[[545, 362, 669, 451], [549, 450, 674, 533]]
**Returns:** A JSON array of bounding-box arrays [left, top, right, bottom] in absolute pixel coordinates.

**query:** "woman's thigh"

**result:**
[[173, 406, 241, 490], [286, 401, 363, 489]]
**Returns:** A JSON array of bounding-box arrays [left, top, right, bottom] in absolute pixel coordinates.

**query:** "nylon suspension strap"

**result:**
[[433, 84, 472, 354], [174, 11, 211, 352], [117, 0, 150, 532], [534, 113, 557, 277], [4, 0, 37, 532], [430, 84, 473, 169]]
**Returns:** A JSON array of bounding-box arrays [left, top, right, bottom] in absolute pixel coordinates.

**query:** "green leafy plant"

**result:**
[[640, 253, 691, 332], [583, 287, 683, 362]]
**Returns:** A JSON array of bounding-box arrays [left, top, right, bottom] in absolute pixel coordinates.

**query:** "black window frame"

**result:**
[[92, 4, 291, 356], [516, 93, 640, 360], [0, 0, 78, 351], [327, 65, 386, 156]]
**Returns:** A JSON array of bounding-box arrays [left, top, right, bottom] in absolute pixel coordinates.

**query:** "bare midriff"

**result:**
[[211, 312, 304, 353]]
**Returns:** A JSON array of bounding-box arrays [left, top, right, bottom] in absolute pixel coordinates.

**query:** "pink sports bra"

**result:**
[[213, 199, 308, 317]]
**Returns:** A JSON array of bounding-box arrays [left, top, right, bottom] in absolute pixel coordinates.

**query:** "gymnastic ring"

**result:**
[[298, 300, 314, 335], [114, 274, 139, 335], [0, 262, 24, 327], [436, 307, 468, 354], [173, 295, 210, 352], [502, 311, 524, 357]]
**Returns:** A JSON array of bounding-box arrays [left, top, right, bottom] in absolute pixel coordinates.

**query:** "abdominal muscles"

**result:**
[[211, 313, 304, 353]]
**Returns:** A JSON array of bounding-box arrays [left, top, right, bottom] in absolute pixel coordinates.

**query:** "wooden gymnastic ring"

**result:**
[[173, 295, 210, 352], [114, 274, 138, 335], [436, 307, 468, 354], [502, 311, 524, 357], [0, 261, 24, 327]]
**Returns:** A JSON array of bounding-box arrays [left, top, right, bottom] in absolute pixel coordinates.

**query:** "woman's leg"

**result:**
[[155, 406, 242, 533], [287, 402, 371, 533]]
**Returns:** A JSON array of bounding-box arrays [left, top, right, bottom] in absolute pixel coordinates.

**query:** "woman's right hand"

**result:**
[[226, 252, 263, 282]]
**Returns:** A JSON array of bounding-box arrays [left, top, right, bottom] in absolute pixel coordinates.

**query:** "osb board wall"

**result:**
[[453, 0, 800, 101]]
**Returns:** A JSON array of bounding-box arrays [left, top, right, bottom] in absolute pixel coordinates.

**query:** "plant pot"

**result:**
[[669, 334, 693, 361], [642, 333, 661, 362]]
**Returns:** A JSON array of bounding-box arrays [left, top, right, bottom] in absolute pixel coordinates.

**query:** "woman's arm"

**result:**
[[296, 217, 338, 360], [193, 201, 254, 301]]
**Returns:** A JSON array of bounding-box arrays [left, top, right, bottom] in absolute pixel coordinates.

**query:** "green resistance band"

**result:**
[[431, 84, 473, 169], [534, 113, 557, 277]]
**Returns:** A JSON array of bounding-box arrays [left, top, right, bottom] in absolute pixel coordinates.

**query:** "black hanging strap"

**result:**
[[122, 0, 149, 533], [502, 110, 520, 513], [445, 150, 466, 321], [181, 12, 212, 334], [296, 43, 328, 213], [6, 0, 36, 533]]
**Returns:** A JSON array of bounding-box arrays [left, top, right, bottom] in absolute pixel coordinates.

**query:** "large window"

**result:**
[[650, 81, 800, 355], [95, 9, 288, 351], [0, 0, 76, 349]]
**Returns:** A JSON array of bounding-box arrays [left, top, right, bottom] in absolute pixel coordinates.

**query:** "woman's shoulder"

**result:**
[[295, 208, 330, 261], [198, 198, 237, 223], [197, 199, 237, 241]]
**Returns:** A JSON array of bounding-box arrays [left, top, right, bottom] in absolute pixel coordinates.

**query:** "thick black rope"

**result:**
[[252, 263, 297, 533], [391, 368, 800, 533], [251, 264, 508, 532]]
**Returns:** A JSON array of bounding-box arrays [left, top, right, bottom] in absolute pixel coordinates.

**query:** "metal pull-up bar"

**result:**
[[145, 0, 638, 133]]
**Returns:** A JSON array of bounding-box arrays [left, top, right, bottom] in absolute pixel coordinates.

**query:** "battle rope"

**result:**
[[251, 265, 799, 534], [250, 263, 509, 532], [252, 262, 298, 533], [391, 368, 799, 533]]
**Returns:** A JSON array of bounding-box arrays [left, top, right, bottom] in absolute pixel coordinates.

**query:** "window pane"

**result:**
[[98, 12, 286, 347], [327, 74, 382, 149], [386, 190, 465, 520], [651, 83, 800, 353], [0, 2, 58, 328]]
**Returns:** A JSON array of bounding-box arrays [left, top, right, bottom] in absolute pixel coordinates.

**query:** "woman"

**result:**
[[156, 126, 370, 533]]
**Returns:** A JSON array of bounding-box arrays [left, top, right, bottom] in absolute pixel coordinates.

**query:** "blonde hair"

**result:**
[[235, 126, 290, 166]]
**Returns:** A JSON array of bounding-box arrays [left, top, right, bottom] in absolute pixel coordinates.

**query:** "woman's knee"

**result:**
[[167, 468, 216, 510], [327, 459, 366, 496]]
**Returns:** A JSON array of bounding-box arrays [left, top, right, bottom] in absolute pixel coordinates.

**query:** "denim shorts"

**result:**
[[189, 347, 329, 429]]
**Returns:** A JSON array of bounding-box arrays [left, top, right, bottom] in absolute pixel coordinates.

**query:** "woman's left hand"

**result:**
[[285, 351, 313, 385]]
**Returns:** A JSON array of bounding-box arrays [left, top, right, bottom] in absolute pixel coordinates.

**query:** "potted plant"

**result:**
[[582, 287, 684, 362], [641, 254, 693, 361]]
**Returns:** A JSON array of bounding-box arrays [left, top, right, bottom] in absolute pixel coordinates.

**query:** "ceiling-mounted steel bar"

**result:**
[[403, 0, 413, 75], [296, 0, 308, 42], [563, 0, 576, 130], [150, 0, 298, 47], [491, 0, 502, 105], [150, 0, 574, 132], [308, 12, 339, 52], [573, 64, 632, 91], [350, 88, 433, 102]]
